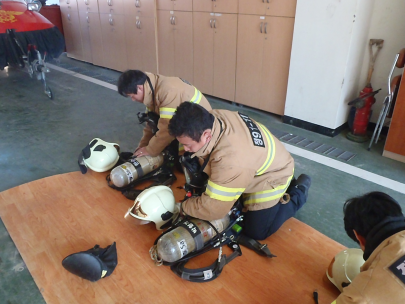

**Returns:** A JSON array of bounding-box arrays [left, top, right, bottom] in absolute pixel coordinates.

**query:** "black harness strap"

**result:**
[[236, 234, 276, 258], [170, 241, 242, 283], [145, 75, 156, 112]]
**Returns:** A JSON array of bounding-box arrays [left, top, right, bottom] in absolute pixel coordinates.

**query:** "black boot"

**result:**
[[295, 174, 311, 199]]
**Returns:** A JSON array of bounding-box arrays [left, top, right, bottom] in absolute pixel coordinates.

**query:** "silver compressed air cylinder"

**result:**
[[109, 153, 164, 188]]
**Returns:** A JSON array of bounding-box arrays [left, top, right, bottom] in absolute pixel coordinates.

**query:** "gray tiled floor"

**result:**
[[1, 53, 405, 303]]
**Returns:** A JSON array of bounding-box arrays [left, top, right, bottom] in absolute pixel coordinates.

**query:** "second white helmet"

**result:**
[[124, 185, 178, 230], [78, 138, 120, 174], [326, 248, 365, 292]]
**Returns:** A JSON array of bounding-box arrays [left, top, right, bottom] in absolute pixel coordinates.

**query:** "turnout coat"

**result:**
[[138, 72, 211, 156], [182, 109, 295, 221], [335, 218, 405, 304]]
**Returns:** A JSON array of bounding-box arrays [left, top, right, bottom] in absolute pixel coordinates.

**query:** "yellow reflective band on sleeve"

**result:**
[[145, 107, 151, 113], [243, 174, 294, 205], [178, 143, 184, 152], [206, 180, 245, 202], [331, 301, 337, 304], [159, 107, 176, 119], [256, 123, 275, 176], [190, 87, 202, 104]]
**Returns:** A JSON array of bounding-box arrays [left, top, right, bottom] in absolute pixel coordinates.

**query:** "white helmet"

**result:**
[[78, 138, 120, 174], [326, 248, 365, 292], [124, 185, 178, 230]]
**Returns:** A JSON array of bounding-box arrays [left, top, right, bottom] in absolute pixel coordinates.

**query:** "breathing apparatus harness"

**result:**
[[150, 202, 244, 282]]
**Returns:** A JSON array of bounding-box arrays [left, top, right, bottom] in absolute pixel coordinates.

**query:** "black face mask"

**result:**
[[62, 242, 118, 282], [137, 111, 160, 135], [180, 152, 208, 190]]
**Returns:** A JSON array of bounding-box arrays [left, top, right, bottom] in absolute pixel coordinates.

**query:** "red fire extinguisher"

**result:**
[[348, 86, 381, 137], [347, 39, 384, 142]]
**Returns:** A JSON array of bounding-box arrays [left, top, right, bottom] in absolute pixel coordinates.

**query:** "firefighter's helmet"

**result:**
[[124, 185, 178, 230], [78, 138, 120, 174], [326, 248, 365, 292]]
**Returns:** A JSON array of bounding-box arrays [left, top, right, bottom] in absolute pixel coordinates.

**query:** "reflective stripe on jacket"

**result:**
[[138, 73, 211, 156], [182, 109, 294, 221]]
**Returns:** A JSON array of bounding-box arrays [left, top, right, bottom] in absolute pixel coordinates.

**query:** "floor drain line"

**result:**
[[270, 129, 356, 162]]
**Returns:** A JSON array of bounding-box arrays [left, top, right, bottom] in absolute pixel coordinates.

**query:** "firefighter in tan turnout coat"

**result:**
[[331, 191, 405, 304], [168, 102, 311, 240], [117, 70, 212, 157]]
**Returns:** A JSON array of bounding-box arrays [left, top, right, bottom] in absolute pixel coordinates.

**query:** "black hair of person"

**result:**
[[117, 70, 147, 96], [343, 191, 403, 243], [168, 102, 215, 142]]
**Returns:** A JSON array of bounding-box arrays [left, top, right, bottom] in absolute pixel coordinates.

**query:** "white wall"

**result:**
[[285, 0, 405, 131]]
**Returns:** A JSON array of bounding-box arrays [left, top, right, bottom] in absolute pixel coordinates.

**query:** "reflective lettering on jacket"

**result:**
[[242, 174, 294, 205], [206, 180, 245, 202], [256, 123, 276, 176]]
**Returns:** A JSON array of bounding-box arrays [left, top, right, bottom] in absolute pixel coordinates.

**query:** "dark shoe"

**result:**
[[295, 174, 311, 199]]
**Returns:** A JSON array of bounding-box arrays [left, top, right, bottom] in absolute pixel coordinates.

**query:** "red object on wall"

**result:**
[[40, 5, 64, 37], [352, 86, 375, 136]]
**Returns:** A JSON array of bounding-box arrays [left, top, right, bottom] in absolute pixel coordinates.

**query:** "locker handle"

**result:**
[[108, 0, 112, 6], [213, 19, 216, 28], [86, 15, 89, 23], [170, 16, 173, 25], [172, 16, 176, 25], [264, 22, 267, 34], [210, 19, 212, 28], [260, 22, 263, 33], [66, 0, 70, 4], [109, 14, 114, 25], [267, 0, 269, 3], [67, 13, 71, 21], [84, 0, 89, 5], [135, 0, 140, 7]]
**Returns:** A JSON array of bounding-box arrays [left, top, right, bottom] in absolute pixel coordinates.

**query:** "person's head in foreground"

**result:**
[[343, 191, 403, 251]]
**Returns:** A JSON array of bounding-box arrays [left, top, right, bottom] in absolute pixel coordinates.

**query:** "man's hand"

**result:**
[[134, 147, 150, 157]]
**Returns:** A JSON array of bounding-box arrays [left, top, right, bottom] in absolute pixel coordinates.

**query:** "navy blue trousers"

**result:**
[[242, 184, 307, 240]]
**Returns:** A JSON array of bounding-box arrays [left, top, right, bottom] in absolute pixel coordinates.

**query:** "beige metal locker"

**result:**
[[157, 10, 193, 82], [156, 0, 192, 11], [125, 15, 158, 73], [235, 15, 294, 115], [238, 0, 296, 17], [100, 12, 128, 71], [193, 0, 238, 14], [193, 12, 237, 101], [60, 6, 84, 60]]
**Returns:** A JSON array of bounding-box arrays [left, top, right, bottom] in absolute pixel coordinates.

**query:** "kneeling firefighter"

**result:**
[[125, 153, 276, 282]]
